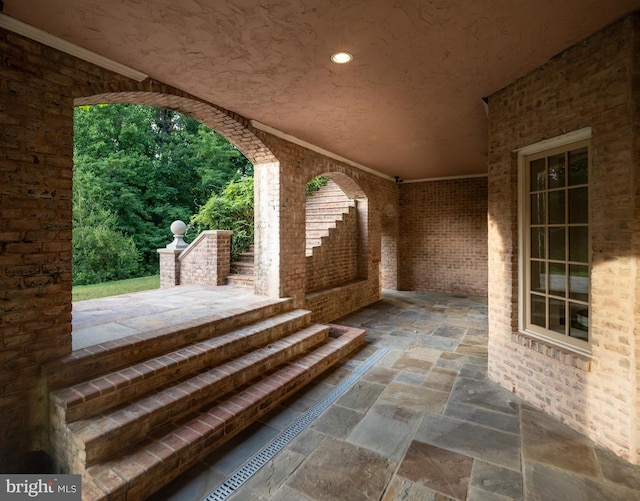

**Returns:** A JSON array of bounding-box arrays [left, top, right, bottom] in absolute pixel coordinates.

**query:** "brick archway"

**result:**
[[74, 91, 277, 166], [324, 171, 369, 281], [73, 89, 281, 297]]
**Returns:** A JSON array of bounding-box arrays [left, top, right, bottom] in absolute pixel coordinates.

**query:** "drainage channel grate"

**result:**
[[202, 347, 390, 501]]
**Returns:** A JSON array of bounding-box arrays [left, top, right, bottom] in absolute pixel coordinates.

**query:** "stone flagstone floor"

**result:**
[[146, 290, 640, 501]]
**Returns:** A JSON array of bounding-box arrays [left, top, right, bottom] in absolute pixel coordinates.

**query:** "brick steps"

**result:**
[[66, 324, 329, 472], [305, 181, 355, 257], [306, 221, 337, 231], [305, 193, 351, 204], [227, 248, 255, 287], [44, 297, 294, 389], [47, 301, 366, 501], [305, 204, 353, 213], [82, 326, 365, 501], [50, 309, 311, 423], [231, 258, 254, 274], [226, 273, 255, 287]]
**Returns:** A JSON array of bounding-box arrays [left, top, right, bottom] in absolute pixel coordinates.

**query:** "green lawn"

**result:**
[[72, 275, 160, 302]]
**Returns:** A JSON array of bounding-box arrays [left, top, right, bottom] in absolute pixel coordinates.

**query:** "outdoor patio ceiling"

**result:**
[[5, 0, 640, 180]]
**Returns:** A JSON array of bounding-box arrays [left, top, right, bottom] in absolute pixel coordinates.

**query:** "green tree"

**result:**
[[189, 177, 254, 259], [73, 170, 141, 285], [73, 103, 252, 282]]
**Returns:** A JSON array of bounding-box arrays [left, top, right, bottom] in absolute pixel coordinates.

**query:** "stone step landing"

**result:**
[[227, 248, 255, 286], [45, 301, 366, 501]]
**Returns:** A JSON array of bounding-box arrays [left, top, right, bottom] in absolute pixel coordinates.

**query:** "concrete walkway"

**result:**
[[135, 290, 640, 501]]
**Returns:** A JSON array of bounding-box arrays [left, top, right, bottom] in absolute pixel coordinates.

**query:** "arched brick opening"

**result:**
[[305, 172, 369, 293], [324, 172, 369, 281], [325, 172, 368, 281], [73, 90, 281, 297], [74, 91, 277, 166], [322, 171, 367, 200]]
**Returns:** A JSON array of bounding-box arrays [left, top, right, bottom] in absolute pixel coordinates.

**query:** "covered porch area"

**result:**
[[69, 288, 640, 500]]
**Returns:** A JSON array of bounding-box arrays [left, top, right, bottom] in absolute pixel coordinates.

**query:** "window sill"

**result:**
[[512, 330, 592, 372]]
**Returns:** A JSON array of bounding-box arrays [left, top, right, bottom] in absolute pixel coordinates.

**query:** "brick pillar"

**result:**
[[254, 162, 283, 298], [158, 249, 183, 287], [208, 230, 233, 285]]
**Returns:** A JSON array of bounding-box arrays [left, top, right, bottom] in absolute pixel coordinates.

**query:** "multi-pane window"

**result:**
[[523, 139, 590, 347]]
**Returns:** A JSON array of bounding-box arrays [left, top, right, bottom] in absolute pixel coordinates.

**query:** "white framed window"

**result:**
[[517, 128, 591, 355]]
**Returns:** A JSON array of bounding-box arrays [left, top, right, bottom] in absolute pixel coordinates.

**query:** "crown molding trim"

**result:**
[[0, 13, 148, 82], [403, 172, 488, 183], [250, 120, 395, 181]]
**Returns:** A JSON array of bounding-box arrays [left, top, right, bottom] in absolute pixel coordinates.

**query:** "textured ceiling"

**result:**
[[5, 1, 640, 180]]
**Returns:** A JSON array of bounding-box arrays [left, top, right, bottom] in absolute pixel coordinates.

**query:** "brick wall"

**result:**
[[1, 30, 85, 471], [252, 132, 388, 314], [487, 15, 639, 463], [632, 17, 640, 463], [398, 178, 488, 296], [381, 200, 399, 289], [178, 231, 232, 286]]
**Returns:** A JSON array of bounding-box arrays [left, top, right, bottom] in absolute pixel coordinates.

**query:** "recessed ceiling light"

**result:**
[[330, 52, 353, 64]]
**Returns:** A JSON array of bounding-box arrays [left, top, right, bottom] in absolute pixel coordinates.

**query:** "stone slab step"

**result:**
[[305, 206, 352, 214], [50, 309, 312, 423], [231, 261, 254, 273], [306, 212, 347, 224], [226, 274, 255, 287], [234, 253, 255, 263], [305, 199, 354, 209], [81, 325, 366, 501], [305, 229, 331, 240], [44, 297, 294, 389], [66, 324, 330, 472], [306, 221, 337, 230]]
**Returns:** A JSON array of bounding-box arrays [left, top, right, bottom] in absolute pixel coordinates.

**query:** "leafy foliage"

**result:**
[[306, 175, 329, 196], [189, 177, 254, 260], [73, 169, 141, 285], [73, 104, 252, 284]]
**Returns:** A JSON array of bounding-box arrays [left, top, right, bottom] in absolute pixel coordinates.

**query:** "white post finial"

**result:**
[[166, 220, 188, 249]]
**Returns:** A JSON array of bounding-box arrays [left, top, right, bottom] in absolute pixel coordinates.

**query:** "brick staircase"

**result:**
[[44, 299, 366, 500], [226, 245, 255, 286], [226, 181, 355, 286], [305, 180, 356, 257]]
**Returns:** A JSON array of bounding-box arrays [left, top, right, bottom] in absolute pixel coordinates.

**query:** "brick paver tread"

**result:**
[[44, 298, 294, 388], [69, 324, 330, 468], [82, 326, 366, 501], [51, 309, 312, 421]]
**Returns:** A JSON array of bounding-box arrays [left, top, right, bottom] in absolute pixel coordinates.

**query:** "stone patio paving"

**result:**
[[105, 289, 640, 501]]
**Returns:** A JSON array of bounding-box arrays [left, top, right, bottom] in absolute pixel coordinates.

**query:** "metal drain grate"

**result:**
[[202, 347, 389, 501]]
